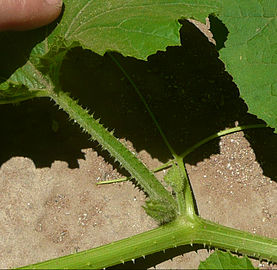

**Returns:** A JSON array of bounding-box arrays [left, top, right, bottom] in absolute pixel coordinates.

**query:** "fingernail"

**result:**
[[45, 0, 63, 6]]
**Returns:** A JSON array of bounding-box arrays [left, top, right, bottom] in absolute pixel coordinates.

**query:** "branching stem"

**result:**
[[21, 216, 277, 269], [97, 124, 267, 185], [36, 53, 273, 270]]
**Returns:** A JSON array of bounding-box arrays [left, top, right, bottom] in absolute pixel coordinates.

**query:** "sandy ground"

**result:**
[[1, 131, 277, 269], [1, 20, 277, 269]]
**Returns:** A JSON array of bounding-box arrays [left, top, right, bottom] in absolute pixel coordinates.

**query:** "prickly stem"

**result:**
[[48, 90, 176, 208]]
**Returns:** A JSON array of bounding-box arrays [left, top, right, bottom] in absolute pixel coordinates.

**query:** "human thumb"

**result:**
[[0, 0, 63, 31]]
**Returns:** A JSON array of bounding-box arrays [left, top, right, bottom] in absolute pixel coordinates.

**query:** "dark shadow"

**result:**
[[0, 6, 64, 83], [208, 15, 229, 50], [0, 5, 95, 169], [59, 19, 250, 165], [241, 126, 277, 180], [0, 98, 131, 171], [1, 16, 277, 270], [107, 244, 204, 270], [1, 19, 277, 181], [0, 99, 91, 168]]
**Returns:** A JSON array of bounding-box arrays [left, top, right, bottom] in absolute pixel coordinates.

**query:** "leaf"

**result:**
[[52, 0, 221, 59], [0, 83, 45, 104], [199, 250, 257, 269], [143, 198, 177, 223], [0, 0, 220, 203], [0, 0, 220, 101], [218, 0, 277, 131], [1, 0, 223, 218], [0, 29, 61, 98]]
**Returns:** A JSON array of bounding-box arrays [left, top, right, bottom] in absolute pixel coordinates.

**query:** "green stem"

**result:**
[[153, 161, 175, 172], [20, 216, 277, 269], [48, 90, 176, 207], [180, 124, 267, 159], [96, 177, 128, 185], [194, 217, 277, 262], [97, 124, 267, 185], [175, 186, 187, 216], [176, 157, 195, 219], [96, 161, 174, 185]]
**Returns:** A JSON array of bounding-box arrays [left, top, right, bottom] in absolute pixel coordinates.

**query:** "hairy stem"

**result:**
[[194, 217, 277, 262], [48, 90, 176, 207], [20, 216, 277, 269], [175, 157, 196, 219]]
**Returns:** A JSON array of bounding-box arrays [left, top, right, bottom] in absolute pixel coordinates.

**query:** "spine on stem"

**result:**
[[194, 216, 277, 262], [20, 218, 196, 269], [21, 216, 277, 269], [48, 90, 176, 207]]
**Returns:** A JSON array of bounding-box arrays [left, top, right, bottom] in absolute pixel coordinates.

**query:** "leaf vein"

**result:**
[[68, 2, 218, 38]]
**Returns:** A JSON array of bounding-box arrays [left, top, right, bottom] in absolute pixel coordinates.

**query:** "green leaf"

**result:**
[[218, 0, 277, 131], [143, 198, 177, 223], [0, 83, 48, 104], [0, 0, 221, 101], [52, 0, 221, 59], [0, 29, 59, 100], [199, 250, 257, 269], [0, 0, 221, 204]]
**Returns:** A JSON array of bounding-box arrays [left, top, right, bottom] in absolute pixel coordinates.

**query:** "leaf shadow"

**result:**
[[208, 15, 229, 51], [58, 20, 247, 165], [59, 19, 277, 181], [0, 99, 91, 168], [0, 7, 64, 83], [2, 18, 277, 268], [1, 19, 277, 183]]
